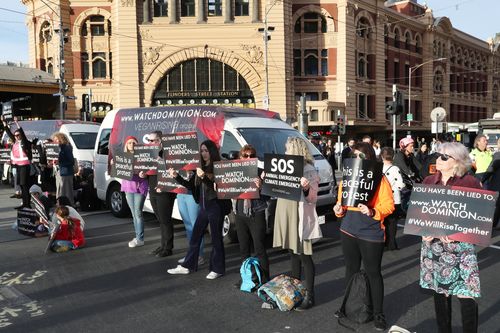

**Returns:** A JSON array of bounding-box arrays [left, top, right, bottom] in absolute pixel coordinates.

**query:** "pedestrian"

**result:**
[[51, 132, 75, 206], [139, 131, 176, 257], [310, 132, 324, 155], [272, 137, 322, 310], [120, 136, 148, 248], [469, 134, 492, 181], [233, 144, 270, 287], [373, 139, 381, 159], [420, 142, 482, 333], [2, 116, 33, 209], [380, 147, 405, 250], [333, 142, 395, 331], [416, 143, 429, 166], [325, 138, 338, 172], [393, 137, 422, 211], [362, 135, 372, 144], [50, 205, 85, 253], [481, 138, 500, 229], [167, 140, 226, 280], [341, 138, 356, 161]]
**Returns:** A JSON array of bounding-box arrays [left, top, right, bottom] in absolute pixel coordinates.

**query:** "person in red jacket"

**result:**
[[50, 205, 85, 253]]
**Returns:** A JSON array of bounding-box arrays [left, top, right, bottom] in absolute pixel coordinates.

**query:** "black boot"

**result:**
[[295, 290, 314, 311], [433, 293, 452, 333], [459, 298, 478, 333]]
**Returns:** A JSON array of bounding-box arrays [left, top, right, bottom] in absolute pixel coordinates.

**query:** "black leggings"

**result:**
[[150, 191, 176, 250], [341, 232, 385, 314], [290, 251, 315, 293]]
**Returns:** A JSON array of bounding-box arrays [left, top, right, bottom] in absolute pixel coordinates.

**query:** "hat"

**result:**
[[311, 132, 321, 140], [399, 137, 414, 150], [29, 184, 42, 194], [124, 136, 138, 144]]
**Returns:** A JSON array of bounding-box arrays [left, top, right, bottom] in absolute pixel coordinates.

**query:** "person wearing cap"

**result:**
[[393, 137, 422, 183], [120, 136, 149, 248]]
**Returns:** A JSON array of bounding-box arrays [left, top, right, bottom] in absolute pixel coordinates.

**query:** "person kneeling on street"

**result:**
[[50, 205, 85, 253]]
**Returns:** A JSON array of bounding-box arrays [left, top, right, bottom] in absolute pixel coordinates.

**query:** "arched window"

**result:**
[[434, 71, 444, 92], [81, 15, 111, 37], [80, 14, 112, 80], [405, 31, 411, 50], [356, 17, 371, 38], [394, 28, 400, 48], [40, 21, 52, 42], [153, 0, 168, 17], [295, 12, 327, 34], [384, 25, 389, 44], [81, 52, 112, 80], [493, 84, 498, 102], [357, 54, 367, 77], [415, 35, 422, 54], [47, 60, 53, 75]]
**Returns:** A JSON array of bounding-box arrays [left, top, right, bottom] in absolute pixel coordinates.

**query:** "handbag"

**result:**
[[257, 274, 306, 311]]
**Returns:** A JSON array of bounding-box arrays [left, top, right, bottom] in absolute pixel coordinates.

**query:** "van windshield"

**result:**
[[237, 128, 325, 160], [70, 132, 98, 149]]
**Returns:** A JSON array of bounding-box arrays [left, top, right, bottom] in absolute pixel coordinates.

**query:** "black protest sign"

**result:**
[[44, 143, 60, 161], [340, 158, 383, 207], [32, 148, 40, 163], [30, 194, 48, 221], [17, 208, 38, 237], [262, 154, 304, 201], [156, 159, 188, 194], [133, 144, 161, 173], [2, 101, 13, 122], [214, 158, 259, 199], [111, 151, 134, 180], [404, 184, 497, 247], [0, 148, 10, 164], [161, 132, 200, 170]]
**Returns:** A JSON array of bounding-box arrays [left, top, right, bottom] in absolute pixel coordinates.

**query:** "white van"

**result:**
[[94, 106, 336, 229]]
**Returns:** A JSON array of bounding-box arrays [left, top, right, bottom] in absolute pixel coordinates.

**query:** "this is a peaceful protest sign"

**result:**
[[111, 151, 134, 180], [404, 184, 497, 247], [156, 159, 188, 194], [341, 158, 383, 206], [133, 144, 161, 173], [214, 158, 259, 199], [161, 132, 200, 170], [261, 154, 304, 201]]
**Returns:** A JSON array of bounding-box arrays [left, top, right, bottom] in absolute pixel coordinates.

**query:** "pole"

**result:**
[[392, 84, 397, 150], [298, 94, 308, 137], [337, 109, 341, 172], [408, 66, 411, 128], [263, 12, 269, 110], [87, 88, 92, 121], [58, 13, 65, 120]]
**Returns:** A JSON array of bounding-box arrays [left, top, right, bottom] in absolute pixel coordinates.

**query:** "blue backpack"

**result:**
[[240, 257, 264, 293]]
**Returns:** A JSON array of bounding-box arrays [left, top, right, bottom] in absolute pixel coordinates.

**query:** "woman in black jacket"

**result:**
[[51, 132, 75, 206], [167, 140, 226, 280]]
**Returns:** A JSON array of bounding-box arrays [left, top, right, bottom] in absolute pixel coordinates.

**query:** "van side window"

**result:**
[[97, 129, 111, 155], [220, 131, 241, 159]]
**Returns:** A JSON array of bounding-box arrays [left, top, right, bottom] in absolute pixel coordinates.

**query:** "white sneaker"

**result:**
[[206, 271, 223, 280], [167, 265, 190, 275], [128, 238, 144, 248], [178, 257, 185, 264], [198, 257, 205, 265]]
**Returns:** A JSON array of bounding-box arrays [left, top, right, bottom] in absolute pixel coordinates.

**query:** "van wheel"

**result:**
[[107, 183, 130, 217], [223, 212, 238, 244]]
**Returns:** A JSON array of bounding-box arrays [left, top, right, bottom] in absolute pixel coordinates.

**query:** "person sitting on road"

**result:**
[[50, 205, 85, 253], [52, 196, 85, 231]]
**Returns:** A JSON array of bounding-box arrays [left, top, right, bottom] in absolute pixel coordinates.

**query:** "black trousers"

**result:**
[[235, 210, 269, 280], [341, 232, 385, 314], [149, 191, 176, 250], [16, 165, 32, 207], [182, 200, 225, 274], [290, 252, 315, 292], [384, 204, 402, 249]]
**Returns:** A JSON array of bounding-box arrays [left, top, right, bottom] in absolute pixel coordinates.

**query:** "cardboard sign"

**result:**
[[32, 148, 40, 163], [2, 102, 13, 122], [0, 148, 10, 164], [340, 158, 383, 207], [404, 184, 497, 247], [44, 143, 60, 161], [161, 132, 200, 170], [133, 144, 161, 173], [17, 208, 38, 237], [214, 158, 259, 199], [110, 151, 134, 180], [30, 194, 48, 222], [156, 159, 188, 194], [261, 153, 304, 201]]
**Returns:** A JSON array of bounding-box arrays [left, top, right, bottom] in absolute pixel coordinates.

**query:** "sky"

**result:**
[[0, 0, 498, 64]]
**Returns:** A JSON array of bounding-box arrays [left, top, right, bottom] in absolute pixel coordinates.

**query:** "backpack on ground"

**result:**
[[337, 270, 373, 330], [239, 257, 264, 293], [257, 274, 306, 311]]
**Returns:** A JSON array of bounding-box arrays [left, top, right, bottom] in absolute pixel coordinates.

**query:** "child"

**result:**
[[50, 206, 85, 253]]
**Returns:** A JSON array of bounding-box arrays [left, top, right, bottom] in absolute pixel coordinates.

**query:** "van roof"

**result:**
[[6, 120, 100, 142]]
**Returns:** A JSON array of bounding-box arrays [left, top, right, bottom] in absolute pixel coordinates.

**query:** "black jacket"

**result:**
[[175, 167, 218, 204], [3, 124, 32, 161]]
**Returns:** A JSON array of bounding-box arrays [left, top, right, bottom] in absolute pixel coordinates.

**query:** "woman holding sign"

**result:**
[[51, 132, 75, 206], [273, 137, 322, 310], [333, 142, 394, 331], [420, 142, 482, 333], [167, 140, 226, 280]]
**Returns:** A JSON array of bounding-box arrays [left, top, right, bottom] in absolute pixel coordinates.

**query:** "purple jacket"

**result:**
[[121, 175, 148, 195]]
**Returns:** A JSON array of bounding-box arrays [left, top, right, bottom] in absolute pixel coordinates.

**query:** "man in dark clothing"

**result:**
[[341, 138, 356, 160]]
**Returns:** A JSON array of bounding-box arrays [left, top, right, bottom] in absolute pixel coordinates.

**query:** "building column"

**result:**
[[251, 0, 259, 23], [169, 0, 176, 23], [197, 0, 205, 23], [224, 0, 232, 23]]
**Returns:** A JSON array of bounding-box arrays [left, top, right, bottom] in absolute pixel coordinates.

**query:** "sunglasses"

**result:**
[[350, 152, 366, 159], [14, 133, 21, 137], [241, 153, 256, 158], [147, 138, 157, 142], [437, 153, 455, 161]]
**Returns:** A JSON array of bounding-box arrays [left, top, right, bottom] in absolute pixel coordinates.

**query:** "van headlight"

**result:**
[[79, 160, 93, 169]]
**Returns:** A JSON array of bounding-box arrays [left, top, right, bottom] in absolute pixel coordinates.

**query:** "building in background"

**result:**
[[21, 0, 500, 139]]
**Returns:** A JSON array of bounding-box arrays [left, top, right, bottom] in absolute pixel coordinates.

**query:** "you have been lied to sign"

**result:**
[[404, 184, 497, 247]]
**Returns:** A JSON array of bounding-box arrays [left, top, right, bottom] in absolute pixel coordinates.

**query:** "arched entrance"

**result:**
[[152, 58, 255, 107]]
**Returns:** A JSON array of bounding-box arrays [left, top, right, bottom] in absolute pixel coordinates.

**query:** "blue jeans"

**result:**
[[177, 194, 203, 256], [125, 192, 146, 241], [51, 240, 76, 252]]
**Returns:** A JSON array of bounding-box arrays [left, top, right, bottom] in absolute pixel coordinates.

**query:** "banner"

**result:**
[[2, 102, 13, 122], [340, 158, 383, 207], [261, 154, 304, 201], [156, 159, 188, 194], [17, 208, 38, 237], [30, 194, 48, 222], [133, 144, 161, 173], [110, 151, 134, 180], [161, 131, 200, 170], [404, 184, 497, 247], [44, 143, 60, 161], [214, 158, 259, 199], [0, 148, 10, 164]]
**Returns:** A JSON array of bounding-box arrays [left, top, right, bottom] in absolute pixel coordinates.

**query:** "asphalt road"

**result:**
[[0, 184, 499, 333]]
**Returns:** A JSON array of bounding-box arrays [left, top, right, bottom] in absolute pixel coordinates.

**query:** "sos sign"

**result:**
[[262, 153, 304, 201]]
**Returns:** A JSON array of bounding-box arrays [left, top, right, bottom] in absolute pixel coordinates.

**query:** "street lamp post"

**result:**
[[408, 57, 446, 127], [258, 1, 278, 110]]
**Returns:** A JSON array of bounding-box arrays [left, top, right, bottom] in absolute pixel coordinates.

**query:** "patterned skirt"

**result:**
[[420, 240, 480, 297]]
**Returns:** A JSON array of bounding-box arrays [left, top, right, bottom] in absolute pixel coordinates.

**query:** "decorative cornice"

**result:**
[[240, 44, 263, 65]]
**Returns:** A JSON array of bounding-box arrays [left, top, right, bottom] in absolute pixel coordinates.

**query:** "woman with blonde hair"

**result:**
[[272, 137, 322, 310], [51, 132, 75, 206]]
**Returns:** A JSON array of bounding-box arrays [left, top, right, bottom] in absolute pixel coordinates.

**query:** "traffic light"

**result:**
[[385, 101, 396, 115], [336, 114, 346, 135]]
